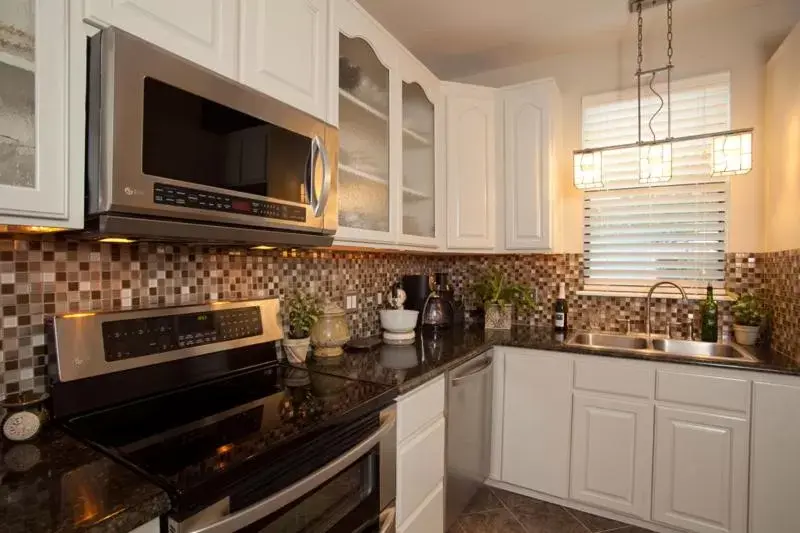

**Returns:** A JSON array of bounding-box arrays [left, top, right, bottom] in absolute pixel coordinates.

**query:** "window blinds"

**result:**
[[582, 73, 730, 293]]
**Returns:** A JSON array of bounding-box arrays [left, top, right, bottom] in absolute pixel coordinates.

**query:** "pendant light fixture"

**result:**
[[573, 0, 754, 190]]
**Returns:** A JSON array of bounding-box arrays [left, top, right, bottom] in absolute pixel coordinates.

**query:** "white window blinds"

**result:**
[[582, 73, 730, 293]]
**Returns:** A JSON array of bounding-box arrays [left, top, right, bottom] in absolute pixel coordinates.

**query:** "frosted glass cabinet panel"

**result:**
[[0, 0, 35, 189], [401, 82, 435, 239], [338, 35, 391, 234]]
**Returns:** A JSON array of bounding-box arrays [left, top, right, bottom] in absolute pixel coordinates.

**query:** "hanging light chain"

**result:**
[[637, 0, 644, 73], [667, 0, 674, 65]]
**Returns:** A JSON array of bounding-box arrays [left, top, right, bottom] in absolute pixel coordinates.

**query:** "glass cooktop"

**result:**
[[63, 363, 395, 514]]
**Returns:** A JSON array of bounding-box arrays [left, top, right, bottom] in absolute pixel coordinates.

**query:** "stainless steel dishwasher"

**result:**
[[445, 351, 494, 529]]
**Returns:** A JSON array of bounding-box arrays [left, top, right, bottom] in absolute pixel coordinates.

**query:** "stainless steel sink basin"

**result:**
[[565, 332, 760, 364], [650, 338, 758, 362], [567, 332, 649, 350]]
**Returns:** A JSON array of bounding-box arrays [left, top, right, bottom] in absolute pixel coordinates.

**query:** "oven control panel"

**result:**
[[101, 306, 263, 361], [153, 183, 307, 222]]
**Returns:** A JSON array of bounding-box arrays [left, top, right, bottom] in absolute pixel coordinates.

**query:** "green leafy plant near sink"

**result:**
[[470, 268, 535, 330], [730, 292, 766, 346]]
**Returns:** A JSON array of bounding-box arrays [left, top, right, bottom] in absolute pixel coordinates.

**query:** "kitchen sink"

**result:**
[[567, 332, 649, 350], [650, 338, 759, 361], [565, 332, 760, 364]]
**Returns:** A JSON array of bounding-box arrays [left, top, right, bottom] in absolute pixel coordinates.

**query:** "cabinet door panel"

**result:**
[[85, 0, 237, 77], [750, 382, 800, 533], [445, 86, 495, 250], [570, 393, 653, 519], [653, 407, 748, 533], [500, 349, 571, 498], [240, 0, 327, 120]]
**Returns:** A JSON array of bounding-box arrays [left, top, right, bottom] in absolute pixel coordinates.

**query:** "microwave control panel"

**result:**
[[101, 306, 264, 361], [153, 184, 307, 222]]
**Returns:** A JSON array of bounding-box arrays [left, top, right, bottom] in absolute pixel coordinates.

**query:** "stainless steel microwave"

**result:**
[[86, 28, 338, 246]]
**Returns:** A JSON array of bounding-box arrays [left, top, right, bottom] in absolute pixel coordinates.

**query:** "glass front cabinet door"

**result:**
[[0, 1, 82, 228], [400, 74, 439, 247], [336, 30, 395, 243]]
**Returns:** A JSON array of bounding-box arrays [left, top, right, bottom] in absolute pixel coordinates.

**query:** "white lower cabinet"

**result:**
[[395, 376, 445, 532], [498, 349, 571, 498], [750, 381, 800, 533], [570, 392, 654, 519], [652, 407, 748, 533], [398, 482, 444, 533], [129, 518, 159, 533]]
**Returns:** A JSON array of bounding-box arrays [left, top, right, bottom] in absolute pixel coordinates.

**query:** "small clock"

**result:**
[[1, 392, 49, 443]]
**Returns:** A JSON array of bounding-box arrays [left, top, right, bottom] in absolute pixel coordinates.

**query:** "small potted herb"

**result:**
[[283, 291, 322, 363], [470, 268, 535, 330], [730, 293, 765, 346]]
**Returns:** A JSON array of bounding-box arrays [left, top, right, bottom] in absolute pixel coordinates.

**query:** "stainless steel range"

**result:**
[[48, 299, 396, 533]]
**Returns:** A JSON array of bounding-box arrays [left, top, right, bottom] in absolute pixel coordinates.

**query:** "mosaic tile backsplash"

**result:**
[[0, 237, 796, 398]]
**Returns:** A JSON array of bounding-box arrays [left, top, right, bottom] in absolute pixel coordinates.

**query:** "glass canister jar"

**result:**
[[310, 300, 351, 357]]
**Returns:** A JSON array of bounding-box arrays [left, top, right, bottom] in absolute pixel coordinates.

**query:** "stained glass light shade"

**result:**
[[573, 152, 604, 190], [639, 142, 673, 184], [712, 131, 753, 176]]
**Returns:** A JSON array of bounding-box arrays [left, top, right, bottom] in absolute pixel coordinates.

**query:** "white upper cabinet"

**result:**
[[652, 407, 748, 533], [398, 50, 442, 248], [570, 392, 654, 519], [239, 0, 329, 121], [443, 83, 496, 250], [333, 0, 397, 244], [0, 0, 84, 228], [84, 0, 238, 78], [500, 79, 560, 251]]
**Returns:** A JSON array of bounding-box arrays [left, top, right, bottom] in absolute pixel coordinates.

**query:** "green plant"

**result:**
[[470, 268, 535, 311], [287, 291, 322, 339], [730, 293, 765, 327]]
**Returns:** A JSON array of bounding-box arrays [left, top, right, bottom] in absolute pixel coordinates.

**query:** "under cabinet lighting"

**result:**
[[98, 237, 136, 244], [251, 245, 276, 250]]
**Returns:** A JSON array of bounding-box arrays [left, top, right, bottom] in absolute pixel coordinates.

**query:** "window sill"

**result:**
[[577, 289, 734, 302]]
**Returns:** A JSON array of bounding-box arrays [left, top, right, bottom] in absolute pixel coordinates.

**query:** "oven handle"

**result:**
[[314, 135, 332, 218], [191, 409, 397, 533]]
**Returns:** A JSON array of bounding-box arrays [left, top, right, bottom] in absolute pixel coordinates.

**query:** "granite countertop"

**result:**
[[0, 428, 170, 533], [301, 325, 800, 394]]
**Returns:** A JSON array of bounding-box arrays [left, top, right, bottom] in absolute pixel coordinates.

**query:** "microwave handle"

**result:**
[[307, 138, 320, 214], [190, 409, 397, 533], [312, 135, 332, 218]]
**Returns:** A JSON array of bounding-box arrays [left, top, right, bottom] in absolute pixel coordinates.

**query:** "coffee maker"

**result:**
[[402, 275, 430, 327]]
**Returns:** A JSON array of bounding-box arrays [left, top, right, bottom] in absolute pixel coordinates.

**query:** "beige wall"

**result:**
[[765, 22, 800, 252], [457, 0, 800, 253]]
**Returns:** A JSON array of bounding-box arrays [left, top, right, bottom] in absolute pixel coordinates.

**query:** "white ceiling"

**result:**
[[355, 0, 781, 78]]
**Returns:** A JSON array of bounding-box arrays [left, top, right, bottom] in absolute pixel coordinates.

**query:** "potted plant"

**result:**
[[730, 293, 765, 346], [470, 268, 535, 330], [283, 291, 322, 363]]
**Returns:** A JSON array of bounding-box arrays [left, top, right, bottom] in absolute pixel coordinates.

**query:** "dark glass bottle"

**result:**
[[554, 282, 568, 332], [700, 284, 719, 342]]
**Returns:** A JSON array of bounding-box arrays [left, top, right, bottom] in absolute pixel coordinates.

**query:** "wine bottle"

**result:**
[[554, 282, 568, 332], [700, 284, 718, 342]]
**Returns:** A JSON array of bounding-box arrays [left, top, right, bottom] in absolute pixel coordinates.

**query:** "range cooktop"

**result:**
[[62, 362, 395, 517]]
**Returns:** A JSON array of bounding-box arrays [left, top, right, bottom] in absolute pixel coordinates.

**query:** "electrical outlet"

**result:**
[[377, 292, 383, 305], [345, 291, 358, 312]]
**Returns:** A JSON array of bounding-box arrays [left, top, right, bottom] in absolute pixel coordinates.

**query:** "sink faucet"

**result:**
[[645, 282, 688, 339]]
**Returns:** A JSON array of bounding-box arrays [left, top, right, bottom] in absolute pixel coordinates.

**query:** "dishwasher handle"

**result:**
[[451, 356, 493, 386]]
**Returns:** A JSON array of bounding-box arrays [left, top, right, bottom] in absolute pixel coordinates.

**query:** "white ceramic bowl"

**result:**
[[380, 309, 419, 333]]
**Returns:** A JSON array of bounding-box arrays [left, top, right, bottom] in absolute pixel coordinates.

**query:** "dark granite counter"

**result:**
[[301, 325, 800, 394], [0, 428, 170, 533]]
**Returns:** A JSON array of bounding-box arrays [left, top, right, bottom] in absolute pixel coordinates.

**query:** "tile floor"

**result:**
[[449, 486, 657, 533]]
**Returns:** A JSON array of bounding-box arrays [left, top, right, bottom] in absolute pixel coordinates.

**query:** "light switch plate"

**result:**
[[345, 291, 358, 312]]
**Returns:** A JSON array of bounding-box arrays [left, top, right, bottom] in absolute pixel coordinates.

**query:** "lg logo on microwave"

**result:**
[[124, 186, 144, 196]]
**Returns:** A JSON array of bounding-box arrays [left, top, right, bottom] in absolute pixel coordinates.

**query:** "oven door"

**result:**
[[168, 408, 396, 533], [87, 27, 338, 235]]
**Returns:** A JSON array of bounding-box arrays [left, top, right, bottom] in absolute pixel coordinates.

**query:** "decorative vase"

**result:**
[[310, 301, 351, 357], [485, 303, 513, 330], [283, 337, 311, 364], [733, 324, 760, 346]]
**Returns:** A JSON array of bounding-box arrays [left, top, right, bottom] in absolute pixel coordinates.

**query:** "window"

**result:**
[[581, 73, 731, 296]]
